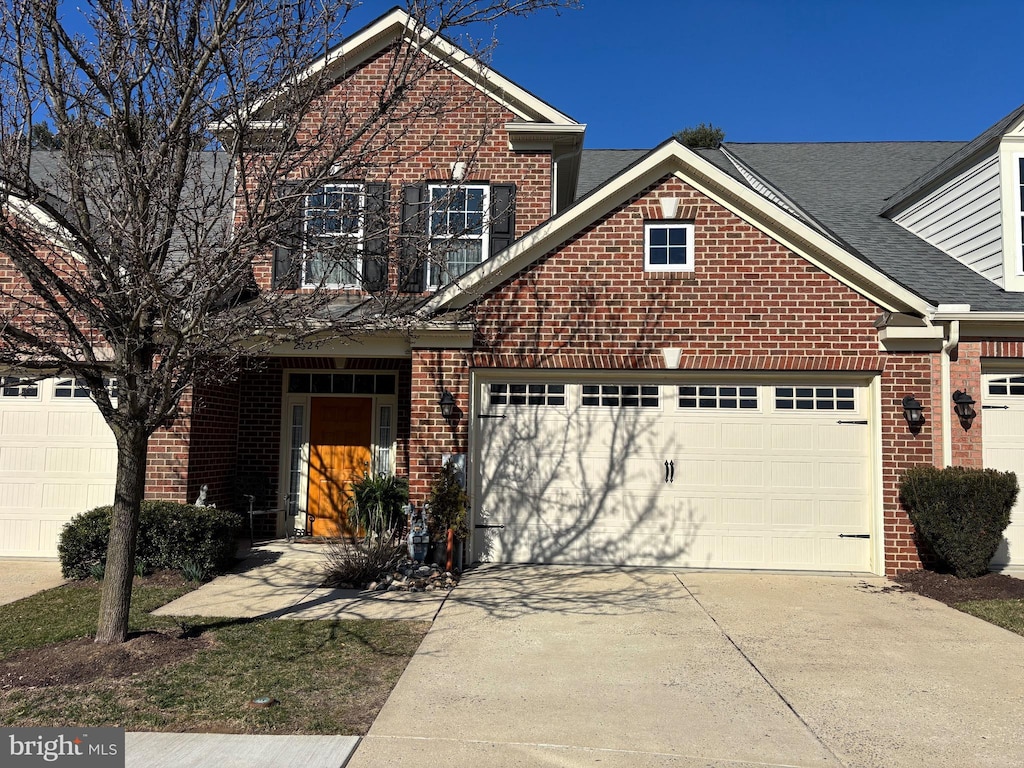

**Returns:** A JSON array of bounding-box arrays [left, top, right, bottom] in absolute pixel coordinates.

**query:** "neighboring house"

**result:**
[[4, 8, 1024, 577]]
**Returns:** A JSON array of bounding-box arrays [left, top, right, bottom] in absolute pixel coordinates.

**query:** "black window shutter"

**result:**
[[272, 181, 303, 289], [489, 183, 516, 257], [399, 185, 426, 292], [362, 182, 389, 292]]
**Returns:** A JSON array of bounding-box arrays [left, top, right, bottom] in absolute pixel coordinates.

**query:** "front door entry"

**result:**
[[308, 397, 373, 537]]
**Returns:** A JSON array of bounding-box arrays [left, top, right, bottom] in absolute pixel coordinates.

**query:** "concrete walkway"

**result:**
[[347, 565, 1024, 768], [154, 541, 447, 621], [0, 557, 65, 605], [125, 733, 358, 768]]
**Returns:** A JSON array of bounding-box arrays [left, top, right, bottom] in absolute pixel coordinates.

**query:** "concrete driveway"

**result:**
[[348, 566, 1024, 768], [0, 558, 65, 605]]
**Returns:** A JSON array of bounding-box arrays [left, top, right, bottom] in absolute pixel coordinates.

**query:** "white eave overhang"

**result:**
[[505, 122, 586, 151]]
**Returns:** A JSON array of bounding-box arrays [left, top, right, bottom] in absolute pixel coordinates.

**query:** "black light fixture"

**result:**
[[439, 389, 456, 421], [952, 390, 977, 423], [902, 395, 924, 427]]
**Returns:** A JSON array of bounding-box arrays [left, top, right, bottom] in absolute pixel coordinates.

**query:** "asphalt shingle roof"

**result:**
[[722, 141, 1024, 311]]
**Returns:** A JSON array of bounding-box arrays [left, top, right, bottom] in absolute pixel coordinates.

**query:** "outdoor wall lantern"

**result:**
[[902, 395, 924, 427], [952, 390, 977, 424], [439, 389, 456, 421]]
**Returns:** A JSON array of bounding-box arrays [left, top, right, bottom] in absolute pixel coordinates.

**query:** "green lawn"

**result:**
[[956, 600, 1024, 637], [0, 580, 428, 734]]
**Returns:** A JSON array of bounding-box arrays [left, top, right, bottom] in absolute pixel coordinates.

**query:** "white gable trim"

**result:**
[[243, 8, 578, 128], [425, 142, 934, 316]]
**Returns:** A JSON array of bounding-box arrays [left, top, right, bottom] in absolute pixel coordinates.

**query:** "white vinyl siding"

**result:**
[[891, 153, 1003, 285]]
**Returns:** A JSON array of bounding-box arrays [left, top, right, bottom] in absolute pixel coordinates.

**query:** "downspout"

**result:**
[[941, 320, 960, 467]]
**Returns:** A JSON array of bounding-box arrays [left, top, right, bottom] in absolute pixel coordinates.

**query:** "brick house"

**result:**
[[4, 8, 1024, 577]]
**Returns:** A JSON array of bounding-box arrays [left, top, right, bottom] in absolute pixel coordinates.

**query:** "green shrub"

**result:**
[[59, 501, 241, 580], [900, 466, 1018, 578], [428, 461, 468, 542], [349, 472, 409, 541]]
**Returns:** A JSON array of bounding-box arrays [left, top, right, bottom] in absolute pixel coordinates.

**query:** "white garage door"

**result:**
[[0, 376, 117, 558], [474, 378, 873, 572], [982, 373, 1024, 571]]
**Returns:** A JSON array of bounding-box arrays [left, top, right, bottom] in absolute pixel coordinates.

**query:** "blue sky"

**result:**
[[361, 0, 1024, 149]]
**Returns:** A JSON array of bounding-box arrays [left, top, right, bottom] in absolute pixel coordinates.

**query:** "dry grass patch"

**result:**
[[0, 577, 428, 734]]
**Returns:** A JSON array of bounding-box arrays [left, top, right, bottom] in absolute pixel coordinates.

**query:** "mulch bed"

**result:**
[[0, 630, 209, 689], [895, 569, 1024, 607]]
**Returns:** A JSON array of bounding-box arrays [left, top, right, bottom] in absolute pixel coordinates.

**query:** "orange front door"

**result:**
[[307, 397, 373, 537]]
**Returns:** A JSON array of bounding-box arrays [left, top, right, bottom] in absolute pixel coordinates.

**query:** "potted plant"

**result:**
[[427, 460, 469, 572]]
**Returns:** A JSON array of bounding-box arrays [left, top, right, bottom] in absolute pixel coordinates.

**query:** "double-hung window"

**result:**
[[304, 184, 363, 287], [644, 221, 694, 272], [427, 184, 489, 288]]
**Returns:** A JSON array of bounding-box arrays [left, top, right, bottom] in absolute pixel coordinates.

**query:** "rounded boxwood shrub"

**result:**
[[899, 465, 1018, 578], [59, 501, 241, 580]]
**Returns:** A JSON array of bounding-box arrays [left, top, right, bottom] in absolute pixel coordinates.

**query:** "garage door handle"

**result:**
[[838, 533, 870, 539], [983, 405, 1009, 410], [837, 420, 868, 425], [664, 461, 670, 483], [669, 460, 675, 483], [475, 524, 505, 529], [477, 413, 506, 419]]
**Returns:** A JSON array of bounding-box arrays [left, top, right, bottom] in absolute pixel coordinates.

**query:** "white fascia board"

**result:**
[[931, 311, 1024, 322], [248, 8, 577, 127], [427, 142, 934, 316], [4, 194, 84, 261]]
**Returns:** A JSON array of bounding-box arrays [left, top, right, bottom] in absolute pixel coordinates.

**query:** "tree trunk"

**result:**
[[95, 425, 149, 644]]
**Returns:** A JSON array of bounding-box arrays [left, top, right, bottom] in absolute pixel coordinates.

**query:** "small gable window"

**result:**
[[644, 222, 694, 272]]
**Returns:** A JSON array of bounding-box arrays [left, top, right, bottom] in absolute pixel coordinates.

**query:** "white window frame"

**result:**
[[303, 183, 364, 289], [427, 183, 490, 289], [0, 376, 40, 399], [644, 221, 694, 272], [1017, 155, 1024, 276]]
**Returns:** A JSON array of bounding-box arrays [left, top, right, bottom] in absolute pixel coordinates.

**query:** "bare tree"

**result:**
[[0, 0, 574, 644]]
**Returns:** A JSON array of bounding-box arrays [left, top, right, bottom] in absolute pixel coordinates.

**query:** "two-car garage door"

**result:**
[[474, 377, 874, 572], [0, 377, 117, 557]]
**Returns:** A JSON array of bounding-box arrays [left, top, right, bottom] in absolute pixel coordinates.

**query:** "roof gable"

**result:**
[[250, 7, 580, 128], [426, 140, 933, 317]]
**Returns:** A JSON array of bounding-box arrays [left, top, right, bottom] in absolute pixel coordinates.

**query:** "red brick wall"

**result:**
[[246, 41, 552, 294], [409, 349, 470, 503], [473, 178, 884, 366], [186, 377, 242, 508], [950, 340, 983, 468], [880, 354, 938, 573], [145, 390, 192, 503]]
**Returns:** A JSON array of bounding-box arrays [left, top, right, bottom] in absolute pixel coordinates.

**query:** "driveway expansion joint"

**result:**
[[673, 573, 847, 767]]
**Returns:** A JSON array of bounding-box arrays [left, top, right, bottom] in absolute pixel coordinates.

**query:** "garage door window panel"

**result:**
[[988, 376, 1024, 396], [489, 383, 565, 407], [775, 386, 855, 411], [679, 385, 758, 409], [582, 385, 659, 408], [1, 377, 39, 398]]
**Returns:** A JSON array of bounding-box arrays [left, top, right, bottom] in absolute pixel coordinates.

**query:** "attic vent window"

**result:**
[[644, 222, 694, 272]]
